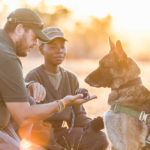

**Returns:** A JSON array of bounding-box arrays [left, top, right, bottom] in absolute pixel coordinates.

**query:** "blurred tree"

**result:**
[[20, 0, 72, 27], [34, 5, 72, 27], [19, 0, 115, 58], [67, 15, 115, 58]]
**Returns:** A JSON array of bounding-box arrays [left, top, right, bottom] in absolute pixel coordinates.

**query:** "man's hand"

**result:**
[[63, 94, 97, 107], [27, 82, 46, 103], [75, 88, 97, 100]]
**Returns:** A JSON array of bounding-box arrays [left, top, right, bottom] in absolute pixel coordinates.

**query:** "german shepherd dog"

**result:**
[[85, 39, 150, 150]]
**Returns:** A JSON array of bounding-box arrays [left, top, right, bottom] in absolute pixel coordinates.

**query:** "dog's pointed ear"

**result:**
[[116, 40, 123, 51], [116, 40, 127, 59], [109, 37, 115, 51], [116, 40, 125, 53]]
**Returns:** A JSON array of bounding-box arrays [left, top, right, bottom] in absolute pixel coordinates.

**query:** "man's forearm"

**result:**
[[6, 94, 84, 126], [25, 101, 60, 123], [6, 100, 60, 126]]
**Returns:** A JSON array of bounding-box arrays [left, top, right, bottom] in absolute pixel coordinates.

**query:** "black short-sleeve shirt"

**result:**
[[0, 29, 28, 128]]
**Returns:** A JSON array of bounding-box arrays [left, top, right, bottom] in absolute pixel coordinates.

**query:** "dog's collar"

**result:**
[[111, 104, 140, 118], [111, 104, 150, 124], [113, 77, 142, 90]]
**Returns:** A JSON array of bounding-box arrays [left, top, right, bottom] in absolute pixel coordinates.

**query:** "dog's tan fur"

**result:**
[[85, 39, 150, 150]]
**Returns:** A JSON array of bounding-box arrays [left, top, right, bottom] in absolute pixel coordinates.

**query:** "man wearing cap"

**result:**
[[0, 8, 95, 150], [25, 27, 108, 150]]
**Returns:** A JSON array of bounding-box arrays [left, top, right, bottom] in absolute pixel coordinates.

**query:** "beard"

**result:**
[[15, 35, 29, 57]]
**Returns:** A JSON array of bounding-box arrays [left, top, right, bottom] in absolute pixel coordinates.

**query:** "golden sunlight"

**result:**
[[20, 139, 45, 150], [111, 0, 150, 32], [26, 0, 41, 7], [3, 0, 19, 10], [2, 0, 150, 32], [20, 139, 32, 150], [44, 0, 150, 32], [1, 0, 150, 57]]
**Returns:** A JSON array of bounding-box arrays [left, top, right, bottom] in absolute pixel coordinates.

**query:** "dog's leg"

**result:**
[[105, 111, 126, 150]]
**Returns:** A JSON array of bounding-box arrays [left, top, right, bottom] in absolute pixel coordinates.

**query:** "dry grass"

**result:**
[[21, 56, 150, 150]]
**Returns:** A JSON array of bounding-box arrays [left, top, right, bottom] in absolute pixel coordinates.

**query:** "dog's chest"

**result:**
[[104, 110, 148, 150], [108, 85, 150, 113]]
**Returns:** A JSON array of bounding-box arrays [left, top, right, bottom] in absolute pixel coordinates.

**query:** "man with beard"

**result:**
[[0, 8, 95, 150], [25, 27, 108, 150]]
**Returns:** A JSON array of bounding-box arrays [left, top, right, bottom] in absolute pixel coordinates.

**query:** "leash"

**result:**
[[68, 106, 75, 134]]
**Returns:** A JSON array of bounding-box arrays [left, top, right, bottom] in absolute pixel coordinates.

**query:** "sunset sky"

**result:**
[[1, 0, 150, 57], [2, 0, 150, 31]]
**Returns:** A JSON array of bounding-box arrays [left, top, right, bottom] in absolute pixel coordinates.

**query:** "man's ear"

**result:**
[[39, 44, 44, 55], [15, 24, 24, 36]]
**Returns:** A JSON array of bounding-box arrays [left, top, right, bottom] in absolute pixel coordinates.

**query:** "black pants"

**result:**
[[54, 127, 108, 150]]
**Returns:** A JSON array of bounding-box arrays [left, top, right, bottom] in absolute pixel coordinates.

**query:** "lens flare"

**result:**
[[20, 139, 32, 150]]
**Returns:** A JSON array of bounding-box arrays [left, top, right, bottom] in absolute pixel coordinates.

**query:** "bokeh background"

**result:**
[[1, 0, 150, 149]]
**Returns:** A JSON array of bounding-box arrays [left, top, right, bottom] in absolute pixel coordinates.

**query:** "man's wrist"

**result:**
[[56, 100, 66, 112], [60, 99, 66, 109]]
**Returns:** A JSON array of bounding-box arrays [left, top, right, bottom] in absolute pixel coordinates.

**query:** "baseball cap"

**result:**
[[38, 27, 67, 46], [7, 8, 49, 42]]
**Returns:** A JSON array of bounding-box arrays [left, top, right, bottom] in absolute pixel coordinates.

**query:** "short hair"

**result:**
[[4, 21, 30, 33], [4, 21, 18, 33]]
